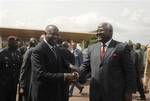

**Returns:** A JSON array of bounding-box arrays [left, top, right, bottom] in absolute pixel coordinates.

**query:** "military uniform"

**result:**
[[0, 47, 22, 101]]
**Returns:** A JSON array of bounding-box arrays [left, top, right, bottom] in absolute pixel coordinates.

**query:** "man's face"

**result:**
[[96, 23, 112, 43], [8, 38, 18, 49], [71, 43, 76, 50], [45, 26, 60, 45]]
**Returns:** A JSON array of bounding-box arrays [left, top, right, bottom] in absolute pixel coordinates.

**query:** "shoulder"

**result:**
[[32, 41, 49, 57], [0, 48, 9, 60], [114, 40, 128, 50], [28, 47, 35, 52], [0, 48, 4, 53], [88, 42, 100, 49], [75, 48, 82, 53], [24, 47, 34, 56], [86, 42, 100, 54], [0, 48, 8, 54], [33, 41, 45, 52], [58, 46, 69, 54]]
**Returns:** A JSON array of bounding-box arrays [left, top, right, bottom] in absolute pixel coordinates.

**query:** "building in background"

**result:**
[[0, 27, 95, 48]]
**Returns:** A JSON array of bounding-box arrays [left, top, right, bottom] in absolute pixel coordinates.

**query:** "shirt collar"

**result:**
[[101, 39, 112, 47], [43, 38, 53, 49]]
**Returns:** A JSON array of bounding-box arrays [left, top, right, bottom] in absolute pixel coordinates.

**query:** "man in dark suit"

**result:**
[[79, 22, 136, 101], [134, 43, 146, 100], [19, 38, 38, 101], [69, 42, 84, 96], [30, 25, 78, 101]]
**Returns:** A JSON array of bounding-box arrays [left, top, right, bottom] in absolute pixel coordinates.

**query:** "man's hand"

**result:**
[[19, 88, 24, 94], [16, 84, 24, 95], [64, 72, 79, 81], [72, 72, 79, 79]]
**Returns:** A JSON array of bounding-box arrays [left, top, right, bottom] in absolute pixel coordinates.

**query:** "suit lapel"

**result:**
[[94, 42, 102, 66], [41, 41, 57, 62], [101, 40, 117, 64]]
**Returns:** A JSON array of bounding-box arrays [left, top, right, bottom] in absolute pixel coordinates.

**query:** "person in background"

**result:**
[[39, 34, 46, 42], [59, 41, 77, 97], [0, 36, 22, 101], [135, 43, 145, 78], [69, 42, 84, 96], [61, 41, 75, 66], [144, 44, 150, 95], [19, 37, 38, 101], [17, 39, 27, 56], [26, 38, 38, 49], [134, 43, 146, 100], [143, 46, 147, 70]]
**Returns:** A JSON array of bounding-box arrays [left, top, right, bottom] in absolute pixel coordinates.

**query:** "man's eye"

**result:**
[[96, 34, 101, 37]]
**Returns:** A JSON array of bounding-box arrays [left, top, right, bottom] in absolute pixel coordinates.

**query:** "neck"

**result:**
[[45, 37, 54, 46]]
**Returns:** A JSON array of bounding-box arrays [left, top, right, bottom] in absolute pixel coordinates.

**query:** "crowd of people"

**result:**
[[0, 22, 150, 101]]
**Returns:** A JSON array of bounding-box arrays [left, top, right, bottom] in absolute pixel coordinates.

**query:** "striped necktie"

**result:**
[[100, 43, 106, 60]]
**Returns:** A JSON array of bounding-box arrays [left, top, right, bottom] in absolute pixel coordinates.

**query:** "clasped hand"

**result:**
[[64, 72, 79, 81]]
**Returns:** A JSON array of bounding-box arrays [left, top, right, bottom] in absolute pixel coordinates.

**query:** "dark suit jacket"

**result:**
[[30, 41, 70, 101], [135, 49, 145, 78], [80, 40, 136, 101], [19, 47, 34, 101], [59, 46, 75, 65]]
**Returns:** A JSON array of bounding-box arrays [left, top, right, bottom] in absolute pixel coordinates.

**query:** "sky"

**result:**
[[0, 0, 150, 44]]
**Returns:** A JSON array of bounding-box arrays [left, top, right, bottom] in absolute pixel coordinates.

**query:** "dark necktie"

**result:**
[[100, 43, 106, 60], [51, 46, 57, 59]]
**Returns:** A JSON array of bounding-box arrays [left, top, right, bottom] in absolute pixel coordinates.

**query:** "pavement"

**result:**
[[69, 85, 150, 101]]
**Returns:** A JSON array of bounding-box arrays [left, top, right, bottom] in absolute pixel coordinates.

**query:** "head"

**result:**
[[29, 37, 37, 48], [96, 22, 113, 43], [135, 43, 141, 49], [84, 41, 89, 48], [7, 36, 18, 49], [16, 38, 23, 48], [71, 42, 77, 50], [62, 41, 69, 48], [39, 34, 46, 42], [128, 42, 134, 51], [45, 25, 60, 46], [141, 45, 147, 51]]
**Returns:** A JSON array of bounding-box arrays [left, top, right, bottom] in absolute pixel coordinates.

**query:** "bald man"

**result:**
[[80, 22, 136, 101], [30, 25, 78, 101]]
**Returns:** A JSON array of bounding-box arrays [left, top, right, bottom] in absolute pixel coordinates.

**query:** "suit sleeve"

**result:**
[[19, 49, 32, 88], [121, 44, 136, 93], [79, 50, 83, 66], [31, 49, 64, 84], [79, 46, 91, 84]]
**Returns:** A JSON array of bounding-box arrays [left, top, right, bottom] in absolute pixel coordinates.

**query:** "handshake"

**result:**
[[64, 64, 80, 81], [64, 72, 79, 82]]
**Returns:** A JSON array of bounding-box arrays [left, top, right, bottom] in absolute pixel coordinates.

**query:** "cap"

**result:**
[[7, 36, 17, 41]]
